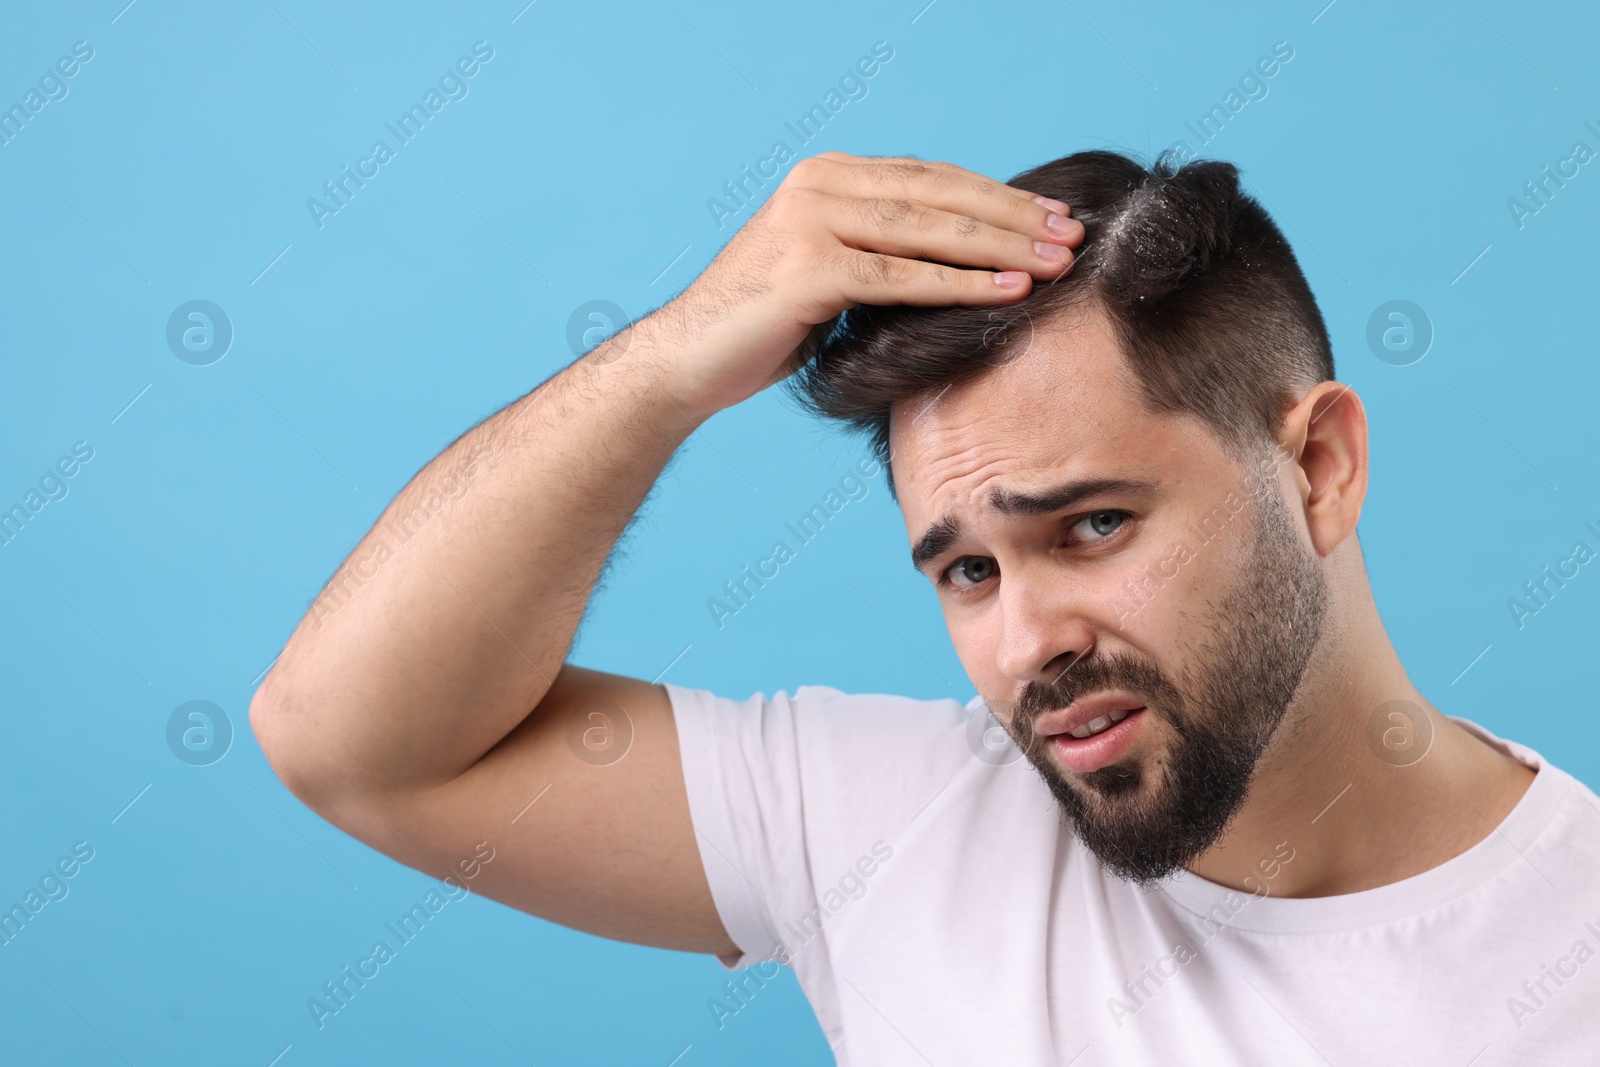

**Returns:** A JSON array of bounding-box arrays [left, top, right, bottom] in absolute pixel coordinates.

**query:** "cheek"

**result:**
[[1102, 526, 1232, 638], [943, 603, 1023, 725]]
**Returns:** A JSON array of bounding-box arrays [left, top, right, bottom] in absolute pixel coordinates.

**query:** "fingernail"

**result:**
[[1046, 213, 1084, 238], [1033, 195, 1070, 213], [994, 271, 1028, 288], [1033, 240, 1068, 263]]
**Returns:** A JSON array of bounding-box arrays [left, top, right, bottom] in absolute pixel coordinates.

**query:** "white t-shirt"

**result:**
[[666, 682, 1600, 1065]]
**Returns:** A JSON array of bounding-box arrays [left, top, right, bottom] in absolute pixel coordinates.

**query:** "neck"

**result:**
[[1184, 561, 1536, 898]]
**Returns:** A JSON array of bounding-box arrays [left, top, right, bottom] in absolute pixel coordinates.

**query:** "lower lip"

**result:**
[[1048, 708, 1147, 773]]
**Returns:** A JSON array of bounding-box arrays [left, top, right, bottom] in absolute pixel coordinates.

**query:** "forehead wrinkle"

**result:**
[[907, 444, 1030, 573], [928, 449, 1023, 513]]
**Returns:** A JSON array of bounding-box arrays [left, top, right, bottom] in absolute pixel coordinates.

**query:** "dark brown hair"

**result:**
[[787, 149, 1335, 497]]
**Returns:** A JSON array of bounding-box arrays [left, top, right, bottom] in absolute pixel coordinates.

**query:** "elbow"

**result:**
[[249, 680, 328, 810], [249, 682, 407, 848], [248, 676, 396, 833]]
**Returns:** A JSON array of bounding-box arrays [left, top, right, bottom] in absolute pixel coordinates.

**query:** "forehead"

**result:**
[[888, 303, 1218, 526]]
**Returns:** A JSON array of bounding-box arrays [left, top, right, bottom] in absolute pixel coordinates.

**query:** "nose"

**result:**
[[993, 563, 1095, 687]]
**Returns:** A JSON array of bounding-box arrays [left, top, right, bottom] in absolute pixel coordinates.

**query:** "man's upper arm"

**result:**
[[317, 663, 739, 957]]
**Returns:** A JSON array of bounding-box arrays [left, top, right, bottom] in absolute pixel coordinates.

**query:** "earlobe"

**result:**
[[1284, 382, 1368, 556]]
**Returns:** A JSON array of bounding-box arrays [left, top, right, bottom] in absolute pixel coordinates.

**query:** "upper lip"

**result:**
[[1032, 692, 1146, 738]]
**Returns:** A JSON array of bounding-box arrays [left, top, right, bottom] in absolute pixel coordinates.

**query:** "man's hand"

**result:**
[[648, 152, 1085, 420]]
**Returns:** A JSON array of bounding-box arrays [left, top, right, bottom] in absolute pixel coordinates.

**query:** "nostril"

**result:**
[[1045, 650, 1087, 686]]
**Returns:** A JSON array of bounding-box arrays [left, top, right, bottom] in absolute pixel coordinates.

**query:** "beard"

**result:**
[[1000, 475, 1329, 886]]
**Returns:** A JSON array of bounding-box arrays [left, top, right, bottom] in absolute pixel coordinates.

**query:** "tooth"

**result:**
[[1086, 716, 1109, 734], [1069, 724, 1092, 739], [1109, 709, 1128, 724]]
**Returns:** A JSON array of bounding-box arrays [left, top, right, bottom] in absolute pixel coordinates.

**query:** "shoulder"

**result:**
[[664, 681, 985, 797], [1451, 715, 1600, 860], [664, 681, 1015, 860], [662, 682, 1013, 969]]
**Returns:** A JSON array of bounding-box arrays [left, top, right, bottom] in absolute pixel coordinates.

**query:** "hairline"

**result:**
[[879, 294, 1301, 503]]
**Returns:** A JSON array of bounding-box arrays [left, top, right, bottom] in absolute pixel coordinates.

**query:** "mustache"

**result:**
[[1005, 651, 1186, 735]]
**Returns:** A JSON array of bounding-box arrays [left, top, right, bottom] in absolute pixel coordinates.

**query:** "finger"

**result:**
[[806, 153, 1052, 215], [829, 248, 1042, 307], [821, 192, 1075, 278], [796, 154, 1084, 248], [812, 152, 1055, 210]]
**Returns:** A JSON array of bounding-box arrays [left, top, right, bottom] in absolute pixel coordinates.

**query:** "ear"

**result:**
[[1279, 382, 1368, 556]]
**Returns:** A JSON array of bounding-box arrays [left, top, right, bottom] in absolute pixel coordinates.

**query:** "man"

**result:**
[[251, 149, 1600, 1064]]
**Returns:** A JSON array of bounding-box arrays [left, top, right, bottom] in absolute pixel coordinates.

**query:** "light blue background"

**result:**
[[2, 0, 1596, 1062]]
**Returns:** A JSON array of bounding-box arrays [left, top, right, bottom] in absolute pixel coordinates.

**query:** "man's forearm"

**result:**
[[251, 316, 698, 800]]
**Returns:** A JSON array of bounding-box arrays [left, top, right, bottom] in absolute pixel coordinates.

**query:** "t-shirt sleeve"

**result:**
[[665, 680, 979, 971]]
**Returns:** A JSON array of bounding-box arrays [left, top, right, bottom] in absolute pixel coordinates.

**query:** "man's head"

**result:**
[[790, 149, 1368, 884]]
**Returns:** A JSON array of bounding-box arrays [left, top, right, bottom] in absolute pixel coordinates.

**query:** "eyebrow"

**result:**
[[909, 476, 1160, 574]]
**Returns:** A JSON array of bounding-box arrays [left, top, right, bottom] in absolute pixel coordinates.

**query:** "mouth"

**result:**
[[1033, 696, 1149, 774], [1049, 708, 1146, 773], [1064, 706, 1138, 739]]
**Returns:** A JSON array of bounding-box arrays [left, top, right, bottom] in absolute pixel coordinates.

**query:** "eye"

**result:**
[[945, 555, 997, 589], [1069, 509, 1126, 542]]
